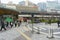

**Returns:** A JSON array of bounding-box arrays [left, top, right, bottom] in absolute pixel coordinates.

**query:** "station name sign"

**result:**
[[6, 5, 16, 9]]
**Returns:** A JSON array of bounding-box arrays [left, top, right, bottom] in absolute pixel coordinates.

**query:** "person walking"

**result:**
[[15, 21, 17, 27], [6, 22, 9, 27], [19, 20, 21, 26], [57, 20, 60, 27], [0, 20, 6, 31], [10, 22, 13, 28], [18, 21, 20, 27]]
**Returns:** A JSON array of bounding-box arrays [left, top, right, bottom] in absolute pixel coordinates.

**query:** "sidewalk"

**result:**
[[0, 25, 31, 40], [0, 25, 30, 40], [0, 27, 21, 40]]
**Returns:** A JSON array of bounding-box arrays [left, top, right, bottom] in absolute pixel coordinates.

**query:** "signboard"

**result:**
[[6, 5, 16, 9], [18, 15, 31, 17]]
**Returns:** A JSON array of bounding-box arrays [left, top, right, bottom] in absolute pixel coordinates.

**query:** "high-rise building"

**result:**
[[5, 1, 16, 10], [0, 0, 6, 8], [37, 2, 47, 11], [47, 1, 57, 9], [55, 3, 60, 10], [46, 1, 58, 12], [25, 0, 29, 6], [18, 0, 37, 7], [7, 1, 13, 4]]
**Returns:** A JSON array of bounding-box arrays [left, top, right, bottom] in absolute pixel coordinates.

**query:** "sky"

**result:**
[[1, 0, 58, 4]]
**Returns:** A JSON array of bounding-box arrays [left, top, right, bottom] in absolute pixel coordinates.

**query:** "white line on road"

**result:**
[[54, 32, 60, 34]]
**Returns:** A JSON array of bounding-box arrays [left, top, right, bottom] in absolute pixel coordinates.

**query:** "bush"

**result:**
[[47, 18, 58, 24], [40, 19, 48, 22], [40, 18, 58, 24], [31, 18, 58, 23]]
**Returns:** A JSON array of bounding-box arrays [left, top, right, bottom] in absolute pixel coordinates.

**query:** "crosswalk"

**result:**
[[17, 22, 60, 39], [17, 27, 31, 40], [15, 26, 32, 40], [54, 32, 60, 34], [23, 23, 60, 38]]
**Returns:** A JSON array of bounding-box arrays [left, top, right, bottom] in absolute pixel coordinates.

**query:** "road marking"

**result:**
[[20, 27, 30, 32], [54, 32, 60, 34], [22, 27, 30, 31], [16, 29, 31, 40], [34, 27, 46, 30]]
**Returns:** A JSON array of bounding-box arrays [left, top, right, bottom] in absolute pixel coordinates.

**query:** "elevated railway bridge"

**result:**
[[0, 7, 60, 21]]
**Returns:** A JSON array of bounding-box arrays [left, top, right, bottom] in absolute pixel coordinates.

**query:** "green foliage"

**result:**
[[47, 18, 58, 23], [40, 19, 48, 22], [51, 19, 58, 23], [31, 18, 58, 23], [40, 18, 58, 23]]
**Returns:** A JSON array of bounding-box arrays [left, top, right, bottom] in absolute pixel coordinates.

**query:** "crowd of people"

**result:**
[[0, 19, 21, 31]]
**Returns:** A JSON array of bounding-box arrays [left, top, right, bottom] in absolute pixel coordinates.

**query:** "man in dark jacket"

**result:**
[[57, 20, 60, 27], [0, 20, 6, 31], [15, 21, 17, 27]]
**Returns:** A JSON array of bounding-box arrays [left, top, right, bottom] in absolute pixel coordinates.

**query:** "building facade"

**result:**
[[46, 1, 58, 12], [37, 2, 47, 11]]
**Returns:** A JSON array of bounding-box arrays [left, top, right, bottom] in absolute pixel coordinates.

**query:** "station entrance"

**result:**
[[0, 8, 19, 22]]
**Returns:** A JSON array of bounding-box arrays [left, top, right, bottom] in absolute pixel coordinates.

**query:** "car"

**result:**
[[33, 19, 40, 23]]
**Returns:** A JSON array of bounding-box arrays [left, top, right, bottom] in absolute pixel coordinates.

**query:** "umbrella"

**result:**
[[5, 17, 13, 22]]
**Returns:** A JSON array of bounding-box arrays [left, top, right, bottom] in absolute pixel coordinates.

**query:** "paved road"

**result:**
[[25, 23, 60, 38], [0, 22, 60, 40], [0, 23, 29, 40], [0, 27, 21, 40], [31, 33, 60, 40]]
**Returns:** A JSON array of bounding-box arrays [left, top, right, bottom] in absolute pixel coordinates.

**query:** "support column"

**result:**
[[31, 14, 34, 33]]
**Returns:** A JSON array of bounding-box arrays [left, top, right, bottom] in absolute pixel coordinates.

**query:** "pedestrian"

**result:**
[[18, 21, 20, 27], [19, 20, 21, 26], [0, 20, 6, 31], [57, 20, 60, 27], [10, 22, 13, 28], [15, 21, 17, 27], [6, 22, 9, 27]]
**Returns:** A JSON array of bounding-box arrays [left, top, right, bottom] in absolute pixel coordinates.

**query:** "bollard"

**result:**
[[37, 27, 40, 34], [31, 23, 34, 33], [47, 29, 54, 39]]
